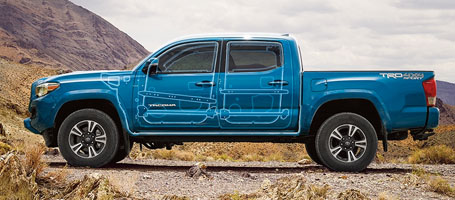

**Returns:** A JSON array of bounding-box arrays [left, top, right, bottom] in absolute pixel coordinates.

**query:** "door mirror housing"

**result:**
[[142, 59, 159, 75]]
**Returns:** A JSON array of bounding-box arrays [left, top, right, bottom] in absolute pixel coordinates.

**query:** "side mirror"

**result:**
[[149, 63, 158, 75], [141, 59, 159, 75]]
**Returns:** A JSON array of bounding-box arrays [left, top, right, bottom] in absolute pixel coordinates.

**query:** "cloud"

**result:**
[[70, 0, 455, 83], [396, 0, 455, 10]]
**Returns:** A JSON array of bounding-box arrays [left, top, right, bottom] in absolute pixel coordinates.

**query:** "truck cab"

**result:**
[[24, 33, 439, 172]]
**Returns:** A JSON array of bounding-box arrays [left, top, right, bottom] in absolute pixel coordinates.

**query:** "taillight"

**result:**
[[422, 78, 437, 107]]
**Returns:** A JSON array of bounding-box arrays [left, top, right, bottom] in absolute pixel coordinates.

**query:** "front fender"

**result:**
[[53, 89, 133, 134]]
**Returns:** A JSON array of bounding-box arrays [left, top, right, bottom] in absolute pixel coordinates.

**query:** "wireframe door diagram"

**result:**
[[134, 41, 220, 130], [218, 41, 294, 129]]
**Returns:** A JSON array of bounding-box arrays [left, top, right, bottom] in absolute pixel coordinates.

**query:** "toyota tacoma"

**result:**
[[24, 33, 439, 171]]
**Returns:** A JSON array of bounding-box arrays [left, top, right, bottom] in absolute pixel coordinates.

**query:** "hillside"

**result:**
[[437, 80, 455, 106], [436, 98, 455, 126], [0, 0, 149, 70], [0, 58, 57, 115]]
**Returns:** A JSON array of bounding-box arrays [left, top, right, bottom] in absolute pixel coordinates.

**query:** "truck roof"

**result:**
[[175, 33, 294, 41]]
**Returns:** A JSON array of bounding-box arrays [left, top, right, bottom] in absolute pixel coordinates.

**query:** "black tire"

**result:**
[[305, 139, 323, 165], [315, 113, 377, 172], [110, 140, 133, 164], [58, 109, 119, 167]]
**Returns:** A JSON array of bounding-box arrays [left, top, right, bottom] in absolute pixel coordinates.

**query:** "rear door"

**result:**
[[133, 41, 220, 130], [218, 40, 294, 129]]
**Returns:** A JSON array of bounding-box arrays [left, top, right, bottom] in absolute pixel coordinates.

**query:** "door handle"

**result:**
[[195, 81, 216, 87], [268, 80, 289, 86]]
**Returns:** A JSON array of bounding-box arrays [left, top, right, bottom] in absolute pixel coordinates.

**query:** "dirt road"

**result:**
[[42, 155, 455, 200]]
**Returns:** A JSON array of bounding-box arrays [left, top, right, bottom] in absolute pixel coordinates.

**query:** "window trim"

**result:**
[[156, 41, 219, 74], [225, 41, 284, 73]]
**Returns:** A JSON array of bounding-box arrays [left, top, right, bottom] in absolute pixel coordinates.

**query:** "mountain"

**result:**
[[436, 98, 455, 126], [437, 80, 455, 106], [0, 0, 149, 70]]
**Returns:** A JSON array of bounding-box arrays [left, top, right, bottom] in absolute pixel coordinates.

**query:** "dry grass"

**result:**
[[0, 141, 12, 155], [427, 176, 455, 197], [253, 175, 329, 199], [130, 142, 307, 162], [399, 167, 455, 198], [218, 191, 258, 200], [45, 165, 69, 183], [24, 144, 47, 177], [337, 189, 370, 200], [408, 145, 455, 164], [131, 148, 196, 161], [0, 152, 39, 199], [162, 195, 191, 200]]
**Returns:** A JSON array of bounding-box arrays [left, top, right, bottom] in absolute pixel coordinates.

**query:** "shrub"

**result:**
[[337, 189, 369, 200], [24, 144, 47, 176], [151, 149, 195, 161], [0, 152, 39, 199], [408, 145, 455, 164], [427, 176, 454, 197], [0, 141, 12, 155]]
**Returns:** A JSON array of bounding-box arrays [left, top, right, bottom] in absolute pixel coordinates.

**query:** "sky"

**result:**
[[71, 0, 455, 83]]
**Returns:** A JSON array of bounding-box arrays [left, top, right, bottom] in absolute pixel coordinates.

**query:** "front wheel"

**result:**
[[315, 113, 378, 172], [305, 138, 323, 165], [58, 109, 119, 167]]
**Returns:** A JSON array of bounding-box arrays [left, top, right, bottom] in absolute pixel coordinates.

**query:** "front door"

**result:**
[[133, 41, 220, 130], [218, 41, 294, 129]]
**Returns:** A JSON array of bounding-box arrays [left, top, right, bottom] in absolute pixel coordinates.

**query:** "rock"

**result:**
[[0, 123, 5, 138], [260, 179, 272, 190], [44, 148, 59, 156], [240, 172, 255, 179], [56, 69, 73, 75], [298, 158, 312, 165], [0, 152, 39, 199], [186, 162, 212, 179], [19, 57, 31, 64]]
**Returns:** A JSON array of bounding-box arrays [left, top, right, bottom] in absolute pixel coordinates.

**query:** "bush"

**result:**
[[0, 152, 39, 199], [408, 145, 455, 164], [427, 176, 454, 197], [0, 141, 12, 155], [337, 189, 369, 200], [24, 144, 47, 176]]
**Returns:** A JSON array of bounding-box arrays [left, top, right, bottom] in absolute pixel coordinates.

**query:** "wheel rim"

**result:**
[[328, 124, 367, 163], [68, 120, 107, 158]]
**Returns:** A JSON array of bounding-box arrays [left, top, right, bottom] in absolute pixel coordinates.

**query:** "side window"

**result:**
[[158, 42, 218, 73], [227, 42, 282, 73]]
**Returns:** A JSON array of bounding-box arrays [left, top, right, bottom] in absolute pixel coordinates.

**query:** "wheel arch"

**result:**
[[308, 98, 385, 140], [50, 98, 126, 147]]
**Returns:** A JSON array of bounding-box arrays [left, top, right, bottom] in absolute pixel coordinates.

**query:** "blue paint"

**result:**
[[24, 33, 439, 138]]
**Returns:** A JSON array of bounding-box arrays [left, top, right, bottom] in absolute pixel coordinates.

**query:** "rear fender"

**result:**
[[304, 89, 391, 132]]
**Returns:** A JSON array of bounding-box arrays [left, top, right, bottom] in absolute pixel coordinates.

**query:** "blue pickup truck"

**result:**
[[24, 33, 439, 171]]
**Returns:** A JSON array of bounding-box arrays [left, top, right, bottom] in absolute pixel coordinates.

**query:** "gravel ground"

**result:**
[[43, 155, 455, 200]]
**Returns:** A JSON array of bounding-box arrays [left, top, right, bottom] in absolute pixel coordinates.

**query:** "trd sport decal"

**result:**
[[380, 73, 424, 80]]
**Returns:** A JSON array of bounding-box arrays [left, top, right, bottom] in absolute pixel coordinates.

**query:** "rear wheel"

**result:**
[[315, 113, 377, 172], [58, 109, 119, 167]]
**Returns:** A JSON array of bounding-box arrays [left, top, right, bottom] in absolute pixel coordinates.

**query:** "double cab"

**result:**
[[24, 33, 439, 171]]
